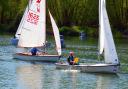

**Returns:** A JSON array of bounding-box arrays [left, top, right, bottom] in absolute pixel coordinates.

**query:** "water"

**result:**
[[0, 36, 128, 89]]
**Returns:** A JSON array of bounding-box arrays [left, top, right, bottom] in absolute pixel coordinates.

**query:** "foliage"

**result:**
[[60, 26, 80, 36], [0, 0, 128, 38], [107, 0, 128, 36]]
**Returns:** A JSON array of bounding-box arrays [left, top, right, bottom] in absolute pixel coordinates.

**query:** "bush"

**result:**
[[86, 27, 98, 37], [60, 26, 81, 36]]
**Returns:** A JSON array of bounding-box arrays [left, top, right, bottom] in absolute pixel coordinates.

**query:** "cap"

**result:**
[[69, 51, 74, 55]]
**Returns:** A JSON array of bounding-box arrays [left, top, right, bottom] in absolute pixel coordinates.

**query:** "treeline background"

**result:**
[[0, 0, 128, 38]]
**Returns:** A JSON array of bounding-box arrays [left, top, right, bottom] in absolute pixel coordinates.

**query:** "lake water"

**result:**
[[0, 36, 128, 89]]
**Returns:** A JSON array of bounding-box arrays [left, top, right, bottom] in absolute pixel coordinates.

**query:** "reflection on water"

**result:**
[[16, 64, 43, 89], [16, 63, 62, 89], [69, 72, 77, 89], [96, 74, 119, 89]]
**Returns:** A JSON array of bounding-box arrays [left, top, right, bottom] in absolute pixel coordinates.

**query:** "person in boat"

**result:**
[[67, 52, 79, 65], [30, 47, 40, 55], [67, 52, 75, 65]]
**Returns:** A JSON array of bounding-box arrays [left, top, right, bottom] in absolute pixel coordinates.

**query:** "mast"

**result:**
[[99, 0, 105, 55]]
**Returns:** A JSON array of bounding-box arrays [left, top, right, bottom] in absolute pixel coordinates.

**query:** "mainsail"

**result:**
[[49, 11, 62, 56], [100, 0, 119, 64], [18, 0, 46, 47]]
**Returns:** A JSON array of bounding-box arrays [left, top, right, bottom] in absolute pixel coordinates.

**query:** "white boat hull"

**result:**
[[56, 63, 81, 70], [80, 63, 119, 73], [56, 63, 119, 73], [13, 53, 60, 62]]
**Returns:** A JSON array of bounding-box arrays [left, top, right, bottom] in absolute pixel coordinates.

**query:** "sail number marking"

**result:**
[[27, 11, 39, 25]]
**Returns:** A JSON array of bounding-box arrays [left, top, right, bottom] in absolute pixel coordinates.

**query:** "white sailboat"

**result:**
[[13, 0, 61, 62], [80, 0, 120, 73], [56, 0, 119, 73]]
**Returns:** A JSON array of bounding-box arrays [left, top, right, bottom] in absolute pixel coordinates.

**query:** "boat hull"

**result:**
[[56, 63, 81, 70], [56, 63, 119, 73], [80, 64, 119, 73], [13, 53, 60, 62]]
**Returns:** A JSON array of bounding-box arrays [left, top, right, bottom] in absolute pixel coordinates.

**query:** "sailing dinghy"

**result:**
[[13, 0, 61, 62], [56, 0, 120, 73], [80, 0, 120, 73]]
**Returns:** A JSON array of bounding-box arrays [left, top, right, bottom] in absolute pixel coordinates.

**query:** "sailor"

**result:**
[[30, 47, 39, 55], [67, 51, 75, 65]]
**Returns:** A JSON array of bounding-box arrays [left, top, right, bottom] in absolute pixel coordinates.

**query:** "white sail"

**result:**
[[99, 0, 105, 54], [102, 0, 119, 64], [103, 0, 106, 6], [49, 11, 62, 56], [15, 0, 33, 38], [99, 0, 101, 23], [18, 0, 46, 47]]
